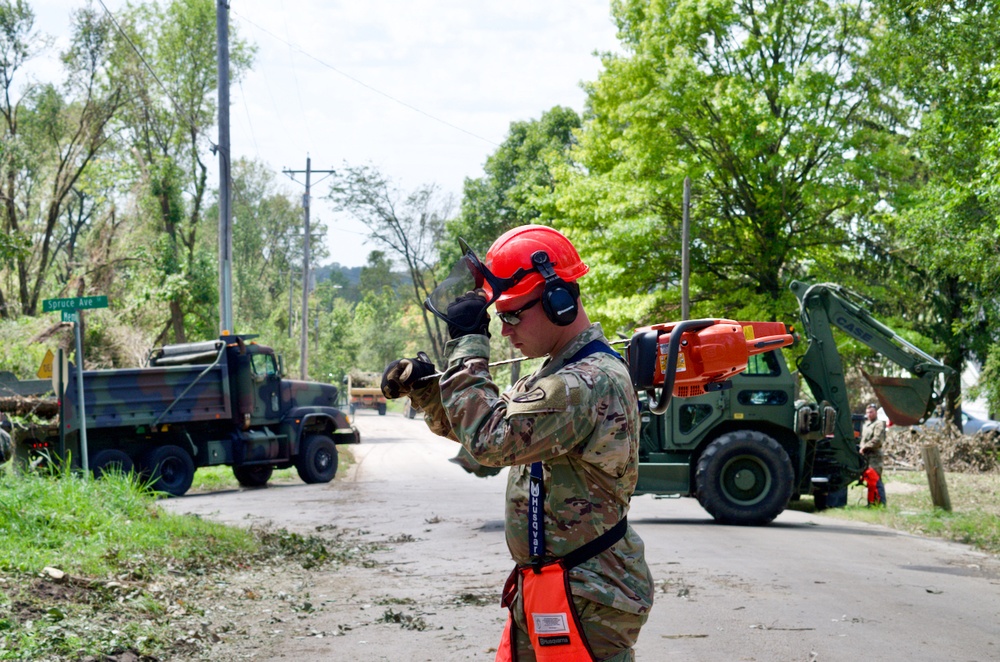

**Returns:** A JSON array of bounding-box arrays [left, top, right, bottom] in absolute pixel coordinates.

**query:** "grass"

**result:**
[[790, 470, 1000, 555], [188, 445, 356, 493], [0, 454, 371, 661]]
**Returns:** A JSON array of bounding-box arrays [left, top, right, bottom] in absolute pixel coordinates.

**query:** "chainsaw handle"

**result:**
[[646, 319, 717, 415]]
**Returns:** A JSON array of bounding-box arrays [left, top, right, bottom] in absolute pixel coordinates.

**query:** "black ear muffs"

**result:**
[[531, 250, 578, 326]]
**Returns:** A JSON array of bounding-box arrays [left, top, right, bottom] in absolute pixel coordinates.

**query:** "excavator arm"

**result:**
[[790, 280, 956, 492]]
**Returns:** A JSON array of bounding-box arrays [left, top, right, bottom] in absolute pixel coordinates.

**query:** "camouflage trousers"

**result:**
[[509, 593, 647, 661]]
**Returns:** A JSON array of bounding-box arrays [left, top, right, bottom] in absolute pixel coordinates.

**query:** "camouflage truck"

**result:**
[[13, 335, 359, 496]]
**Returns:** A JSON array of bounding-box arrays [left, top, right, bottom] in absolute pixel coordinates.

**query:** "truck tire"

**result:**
[[232, 464, 274, 487], [143, 445, 195, 497], [90, 449, 135, 479], [696, 430, 794, 526], [377, 402, 387, 416], [295, 434, 338, 484]]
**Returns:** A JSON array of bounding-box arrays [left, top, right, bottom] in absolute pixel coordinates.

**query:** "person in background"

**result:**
[[859, 403, 887, 506]]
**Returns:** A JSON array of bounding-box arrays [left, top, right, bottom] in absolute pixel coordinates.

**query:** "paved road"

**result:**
[[164, 411, 1000, 661]]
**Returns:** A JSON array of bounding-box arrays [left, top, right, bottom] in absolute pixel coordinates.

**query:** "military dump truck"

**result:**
[[13, 335, 359, 496], [634, 281, 955, 524], [347, 371, 387, 415]]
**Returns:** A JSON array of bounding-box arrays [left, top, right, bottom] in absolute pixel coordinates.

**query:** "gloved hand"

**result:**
[[381, 352, 437, 399], [446, 291, 490, 339]]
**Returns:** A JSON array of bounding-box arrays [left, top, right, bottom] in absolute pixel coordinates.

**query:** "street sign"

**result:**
[[42, 295, 108, 312], [62, 310, 79, 323]]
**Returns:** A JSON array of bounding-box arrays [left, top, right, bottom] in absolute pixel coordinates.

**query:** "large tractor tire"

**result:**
[[143, 445, 195, 497], [695, 430, 794, 526], [295, 434, 338, 484], [90, 449, 135, 480], [232, 464, 274, 487], [377, 402, 387, 416]]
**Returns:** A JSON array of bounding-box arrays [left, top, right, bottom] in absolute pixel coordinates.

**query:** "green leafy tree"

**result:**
[[556, 0, 905, 333], [446, 106, 581, 259], [110, 0, 253, 344], [327, 165, 449, 362], [227, 157, 308, 334], [0, 1, 126, 317], [865, 0, 1000, 422]]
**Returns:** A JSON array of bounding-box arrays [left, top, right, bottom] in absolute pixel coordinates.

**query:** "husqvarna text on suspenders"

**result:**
[[495, 339, 629, 662]]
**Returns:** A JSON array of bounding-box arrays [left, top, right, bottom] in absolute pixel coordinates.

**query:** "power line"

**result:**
[[229, 8, 500, 148]]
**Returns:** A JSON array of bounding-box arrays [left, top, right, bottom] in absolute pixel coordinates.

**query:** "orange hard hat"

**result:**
[[483, 225, 588, 308]]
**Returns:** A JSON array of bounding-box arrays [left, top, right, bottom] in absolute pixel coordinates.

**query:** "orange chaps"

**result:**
[[495, 561, 596, 662]]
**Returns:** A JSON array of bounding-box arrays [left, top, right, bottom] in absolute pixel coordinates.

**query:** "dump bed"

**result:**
[[62, 342, 232, 432]]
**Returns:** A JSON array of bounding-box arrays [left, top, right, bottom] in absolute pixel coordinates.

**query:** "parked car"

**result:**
[[918, 409, 1000, 437]]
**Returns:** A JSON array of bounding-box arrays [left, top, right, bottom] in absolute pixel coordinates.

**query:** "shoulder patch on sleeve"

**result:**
[[505, 373, 584, 417]]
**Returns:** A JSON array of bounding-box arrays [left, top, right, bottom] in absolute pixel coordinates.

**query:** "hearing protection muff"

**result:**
[[531, 250, 578, 326]]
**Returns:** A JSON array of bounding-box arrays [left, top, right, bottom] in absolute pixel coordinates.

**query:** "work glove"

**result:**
[[446, 291, 490, 340], [381, 352, 437, 399]]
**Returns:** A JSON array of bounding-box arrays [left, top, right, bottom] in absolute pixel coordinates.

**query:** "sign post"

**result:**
[[41, 296, 109, 474]]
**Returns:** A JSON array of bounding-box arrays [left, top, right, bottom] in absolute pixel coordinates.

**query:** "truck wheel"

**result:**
[[90, 449, 135, 479], [696, 431, 794, 526], [377, 402, 387, 416], [143, 445, 195, 497], [233, 464, 273, 487], [295, 434, 338, 484]]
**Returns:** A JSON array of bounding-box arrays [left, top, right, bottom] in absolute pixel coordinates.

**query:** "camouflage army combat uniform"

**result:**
[[859, 416, 887, 475], [410, 323, 654, 661]]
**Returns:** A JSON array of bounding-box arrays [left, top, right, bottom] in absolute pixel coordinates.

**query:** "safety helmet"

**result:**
[[484, 225, 588, 308]]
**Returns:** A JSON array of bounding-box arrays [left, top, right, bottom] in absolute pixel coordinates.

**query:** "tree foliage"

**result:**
[[555, 0, 907, 334], [326, 165, 450, 363], [863, 0, 1000, 419]]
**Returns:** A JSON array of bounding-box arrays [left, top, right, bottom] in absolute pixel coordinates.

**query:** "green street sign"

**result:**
[[42, 295, 108, 313], [62, 310, 79, 323]]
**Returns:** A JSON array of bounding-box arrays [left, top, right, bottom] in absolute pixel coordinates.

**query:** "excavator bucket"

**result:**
[[862, 369, 933, 426]]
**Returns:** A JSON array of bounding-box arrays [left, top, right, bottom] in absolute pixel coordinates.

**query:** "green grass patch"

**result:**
[[793, 471, 1000, 555], [0, 465, 373, 660], [188, 446, 356, 494]]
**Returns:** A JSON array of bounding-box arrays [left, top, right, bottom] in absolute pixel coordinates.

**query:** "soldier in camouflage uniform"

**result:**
[[382, 225, 653, 661], [859, 403, 887, 505]]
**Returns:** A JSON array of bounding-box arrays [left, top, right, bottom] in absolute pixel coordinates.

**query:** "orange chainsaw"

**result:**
[[627, 319, 794, 414]]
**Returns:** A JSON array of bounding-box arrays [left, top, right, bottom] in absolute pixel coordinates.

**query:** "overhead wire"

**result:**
[[229, 8, 500, 148]]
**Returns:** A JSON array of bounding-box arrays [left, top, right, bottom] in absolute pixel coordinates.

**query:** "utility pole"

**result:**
[[282, 157, 335, 379], [681, 176, 691, 321], [216, 0, 233, 334]]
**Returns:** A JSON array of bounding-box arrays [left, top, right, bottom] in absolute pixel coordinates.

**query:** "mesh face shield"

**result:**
[[424, 238, 529, 334]]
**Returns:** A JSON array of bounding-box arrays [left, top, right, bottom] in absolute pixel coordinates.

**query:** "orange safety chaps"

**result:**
[[495, 561, 596, 662]]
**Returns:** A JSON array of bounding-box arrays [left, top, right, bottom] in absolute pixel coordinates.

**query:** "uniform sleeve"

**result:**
[[440, 337, 599, 467], [409, 379, 458, 441]]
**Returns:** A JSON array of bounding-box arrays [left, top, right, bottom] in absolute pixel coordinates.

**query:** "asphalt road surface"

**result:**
[[163, 410, 1000, 661]]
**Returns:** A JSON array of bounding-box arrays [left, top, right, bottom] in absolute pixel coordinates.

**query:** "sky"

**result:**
[[30, 0, 622, 268]]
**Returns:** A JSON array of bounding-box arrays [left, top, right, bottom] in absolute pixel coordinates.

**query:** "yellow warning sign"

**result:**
[[37, 349, 54, 379]]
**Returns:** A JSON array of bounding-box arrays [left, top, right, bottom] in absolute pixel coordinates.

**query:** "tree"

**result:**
[[326, 165, 450, 363], [446, 106, 581, 259], [0, 1, 126, 317], [556, 0, 905, 333], [227, 157, 308, 333], [109, 0, 253, 343], [865, 0, 1000, 422]]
